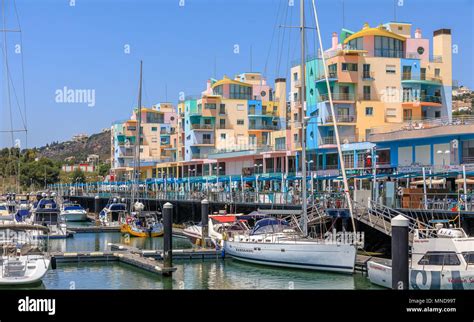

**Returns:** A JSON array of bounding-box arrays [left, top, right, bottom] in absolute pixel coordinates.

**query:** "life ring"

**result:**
[[126, 217, 133, 224]]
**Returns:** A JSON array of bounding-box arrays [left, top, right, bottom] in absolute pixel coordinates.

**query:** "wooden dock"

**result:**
[[51, 250, 176, 275]]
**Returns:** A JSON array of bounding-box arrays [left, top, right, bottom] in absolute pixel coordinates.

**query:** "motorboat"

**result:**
[[120, 202, 163, 237], [183, 213, 255, 247], [99, 199, 128, 227], [0, 223, 51, 285], [0, 202, 14, 223], [29, 196, 72, 239], [367, 223, 474, 289], [224, 218, 357, 274], [60, 202, 88, 222]]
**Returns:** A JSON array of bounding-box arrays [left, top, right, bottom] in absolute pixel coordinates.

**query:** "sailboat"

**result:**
[[119, 61, 164, 238], [223, 0, 358, 274]]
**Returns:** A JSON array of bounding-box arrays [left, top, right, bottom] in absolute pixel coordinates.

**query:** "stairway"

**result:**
[[353, 200, 435, 245]]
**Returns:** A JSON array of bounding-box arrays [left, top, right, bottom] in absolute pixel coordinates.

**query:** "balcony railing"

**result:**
[[316, 72, 337, 81], [248, 124, 279, 131], [406, 52, 443, 63], [325, 115, 356, 123], [191, 124, 214, 130], [402, 94, 442, 104], [319, 92, 354, 101], [320, 136, 356, 145], [362, 71, 375, 80], [402, 73, 442, 83]]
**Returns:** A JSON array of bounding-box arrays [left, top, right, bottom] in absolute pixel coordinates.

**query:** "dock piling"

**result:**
[[94, 195, 100, 215], [163, 202, 173, 275], [201, 199, 209, 247], [391, 214, 409, 290]]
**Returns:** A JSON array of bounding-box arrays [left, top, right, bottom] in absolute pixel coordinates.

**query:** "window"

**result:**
[[205, 103, 216, 109], [237, 119, 244, 125], [418, 252, 461, 266], [202, 134, 212, 144], [328, 63, 337, 78], [435, 68, 441, 78], [293, 92, 298, 102], [293, 72, 298, 81], [386, 65, 396, 74], [275, 137, 286, 150], [220, 133, 226, 140], [462, 252, 474, 264], [219, 119, 226, 129], [229, 84, 252, 100], [151, 127, 157, 132], [374, 36, 403, 58], [213, 85, 223, 96], [343, 152, 354, 168], [347, 37, 363, 50], [435, 111, 441, 118], [219, 104, 225, 114], [363, 86, 371, 100], [365, 107, 373, 116], [237, 104, 244, 111], [342, 63, 358, 72], [386, 108, 397, 118], [362, 64, 371, 79]]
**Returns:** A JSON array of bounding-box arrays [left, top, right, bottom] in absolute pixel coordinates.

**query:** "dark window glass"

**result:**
[[418, 252, 461, 266]]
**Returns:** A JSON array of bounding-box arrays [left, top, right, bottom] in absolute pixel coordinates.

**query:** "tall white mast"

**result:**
[[311, 0, 356, 233], [132, 61, 143, 211], [300, 0, 308, 236]]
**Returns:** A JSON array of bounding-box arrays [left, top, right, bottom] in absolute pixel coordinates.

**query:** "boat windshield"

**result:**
[[64, 205, 84, 211], [462, 252, 474, 264]]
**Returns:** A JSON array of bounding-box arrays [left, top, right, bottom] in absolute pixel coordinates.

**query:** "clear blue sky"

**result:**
[[0, 0, 472, 148]]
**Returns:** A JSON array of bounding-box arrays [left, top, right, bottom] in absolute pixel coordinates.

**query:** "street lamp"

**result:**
[[253, 163, 263, 174]]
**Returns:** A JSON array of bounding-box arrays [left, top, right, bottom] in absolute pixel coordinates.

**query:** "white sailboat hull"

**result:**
[[224, 240, 356, 274], [0, 255, 50, 285]]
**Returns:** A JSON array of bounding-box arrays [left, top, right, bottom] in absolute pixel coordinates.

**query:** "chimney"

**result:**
[[415, 28, 422, 39], [331, 32, 338, 49]]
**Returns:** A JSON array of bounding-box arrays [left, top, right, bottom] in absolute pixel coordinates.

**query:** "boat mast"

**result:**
[[300, 0, 308, 236], [132, 60, 143, 211], [310, 0, 356, 233]]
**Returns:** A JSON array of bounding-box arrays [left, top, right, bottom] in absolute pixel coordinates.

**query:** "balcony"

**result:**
[[192, 138, 215, 146], [324, 115, 356, 123], [316, 72, 337, 82], [318, 92, 354, 102], [406, 52, 443, 63], [191, 124, 214, 130], [402, 73, 442, 84], [248, 124, 279, 131], [362, 71, 375, 80], [402, 94, 442, 105], [320, 136, 355, 145]]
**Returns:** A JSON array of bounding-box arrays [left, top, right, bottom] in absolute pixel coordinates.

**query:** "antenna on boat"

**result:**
[[310, 0, 357, 234]]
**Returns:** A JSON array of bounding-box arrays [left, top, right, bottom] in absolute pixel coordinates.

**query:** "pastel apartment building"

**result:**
[[289, 22, 452, 171], [110, 103, 178, 180]]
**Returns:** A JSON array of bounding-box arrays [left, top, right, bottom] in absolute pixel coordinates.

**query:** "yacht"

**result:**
[[29, 196, 71, 239], [60, 202, 88, 222], [183, 213, 254, 247], [99, 199, 128, 227], [0, 223, 51, 285], [0, 202, 14, 223], [367, 224, 474, 289]]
